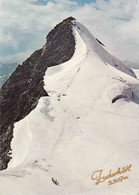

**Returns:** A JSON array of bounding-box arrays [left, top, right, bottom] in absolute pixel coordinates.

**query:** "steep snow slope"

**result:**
[[0, 21, 139, 195]]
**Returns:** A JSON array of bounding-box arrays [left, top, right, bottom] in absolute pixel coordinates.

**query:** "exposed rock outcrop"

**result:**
[[0, 17, 76, 170]]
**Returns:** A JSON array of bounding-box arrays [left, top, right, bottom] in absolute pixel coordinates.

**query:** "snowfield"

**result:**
[[0, 21, 139, 195]]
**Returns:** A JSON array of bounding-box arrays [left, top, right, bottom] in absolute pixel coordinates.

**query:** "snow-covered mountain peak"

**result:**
[[0, 17, 139, 195], [45, 19, 138, 107]]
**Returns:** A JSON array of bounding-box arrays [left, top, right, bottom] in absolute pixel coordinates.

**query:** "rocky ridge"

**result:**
[[0, 17, 76, 170]]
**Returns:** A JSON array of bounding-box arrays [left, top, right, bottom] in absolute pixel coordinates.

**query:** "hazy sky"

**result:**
[[0, 0, 139, 67]]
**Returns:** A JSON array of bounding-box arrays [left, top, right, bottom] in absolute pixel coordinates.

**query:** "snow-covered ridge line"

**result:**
[[44, 26, 87, 95], [2, 18, 139, 195], [8, 26, 86, 168], [74, 21, 136, 78]]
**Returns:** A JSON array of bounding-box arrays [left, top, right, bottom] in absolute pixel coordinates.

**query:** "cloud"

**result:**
[[0, 50, 33, 64], [0, 0, 139, 67]]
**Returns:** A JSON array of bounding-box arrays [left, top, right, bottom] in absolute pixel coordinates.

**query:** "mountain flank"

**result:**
[[0, 17, 75, 170]]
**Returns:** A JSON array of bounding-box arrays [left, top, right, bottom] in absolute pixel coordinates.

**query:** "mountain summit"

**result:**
[[0, 17, 139, 195]]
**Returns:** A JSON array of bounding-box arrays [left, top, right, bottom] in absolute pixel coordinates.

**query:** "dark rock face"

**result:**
[[96, 38, 105, 47], [0, 17, 75, 170]]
